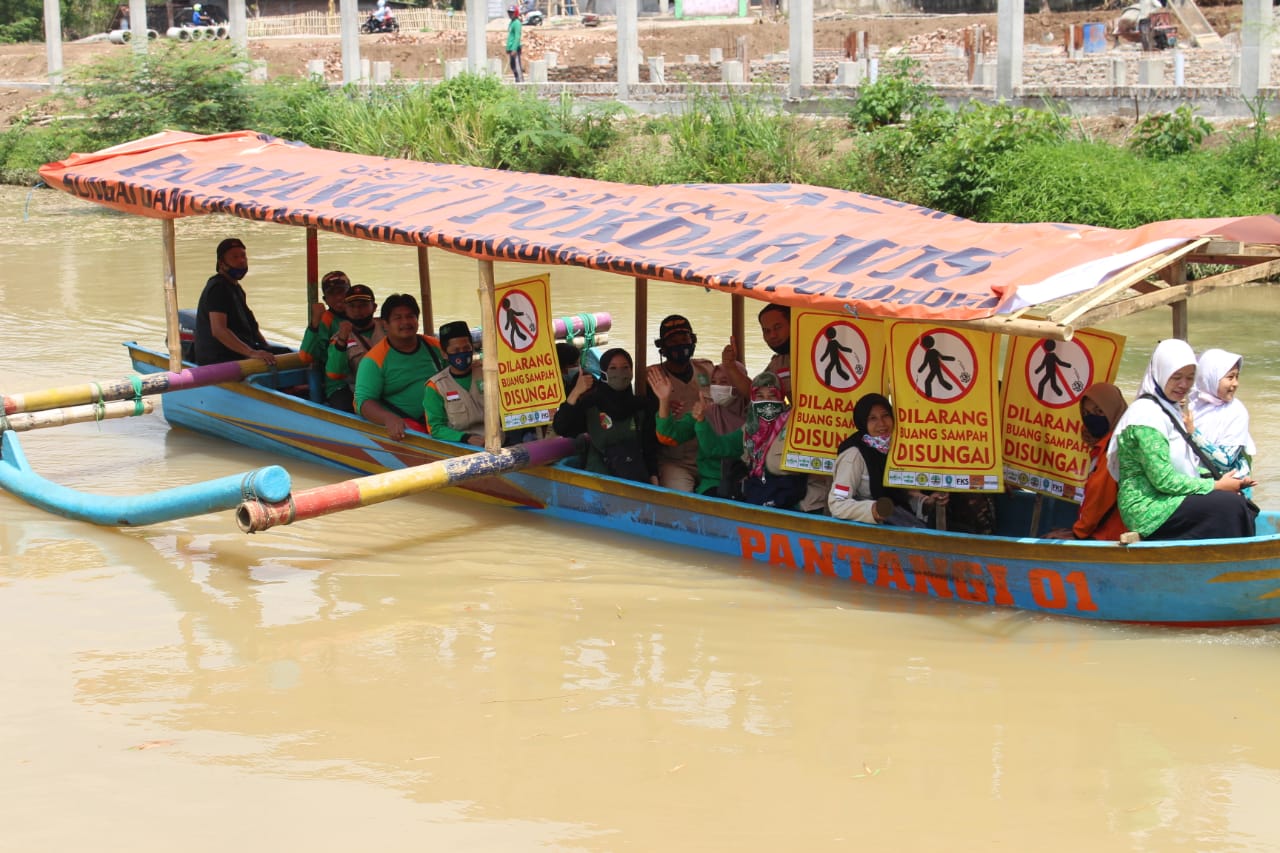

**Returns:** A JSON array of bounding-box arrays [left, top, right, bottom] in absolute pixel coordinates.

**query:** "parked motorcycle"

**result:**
[[522, 6, 543, 25], [360, 12, 399, 33]]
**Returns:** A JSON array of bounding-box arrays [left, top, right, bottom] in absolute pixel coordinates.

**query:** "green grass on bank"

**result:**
[[4, 46, 1279, 228]]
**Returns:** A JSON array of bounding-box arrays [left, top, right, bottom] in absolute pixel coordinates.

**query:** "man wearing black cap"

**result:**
[[354, 293, 446, 440], [322, 284, 385, 412], [301, 269, 351, 365], [422, 320, 486, 447], [643, 314, 731, 491], [194, 238, 290, 365]]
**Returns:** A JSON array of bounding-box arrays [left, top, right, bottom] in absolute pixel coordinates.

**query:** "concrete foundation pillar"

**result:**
[[788, 0, 813, 98], [1138, 57, 1164, 85], [709, 47, 723, 63], [648, 55, 665, 84], [868, 57, 879, 83], [544, 49, 557, 67], [487, 56, 503, 76], [835, 61, 862, 86], [306, 59, 326, 79], [721, 59, 743, 82], [529, 58, 548, 82], [372, 60, 391, 85], [444, 58, 466, 78], [1173, 50, 1184, 86], [684, 54, 699, 63], [1109, 57, 1126, 87]]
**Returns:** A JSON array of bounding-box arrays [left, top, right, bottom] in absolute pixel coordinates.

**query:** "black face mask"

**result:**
[[1082, 413, 1110, 440], [768, 340, 790, 356], [664, 344, 695, 366]]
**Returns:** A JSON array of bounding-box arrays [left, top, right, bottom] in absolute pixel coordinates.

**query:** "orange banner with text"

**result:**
[[999, 328, 1125, 501], [885, 322, 1002, 492], [493, 274, 564, 430], [782, 311, 885, 474]]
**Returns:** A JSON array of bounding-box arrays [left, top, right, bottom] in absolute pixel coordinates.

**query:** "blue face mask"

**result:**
[[563, 368, 580, 388], [448, 352, 473, 372], [225, 266, 248, 281]]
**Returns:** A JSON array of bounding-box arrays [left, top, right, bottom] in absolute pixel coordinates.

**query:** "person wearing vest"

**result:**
[[354, 293, 445, 441], [323, 284, 385, 413], [423, 320, 486, 447], [553, 348, 656, 483], [644, 314, 725, 492], [194, 238, 292, 366]]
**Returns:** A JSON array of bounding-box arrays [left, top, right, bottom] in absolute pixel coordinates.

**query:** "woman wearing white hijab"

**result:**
[[1191, 348, 1255, 462], [1106, 339, 1257, 540]]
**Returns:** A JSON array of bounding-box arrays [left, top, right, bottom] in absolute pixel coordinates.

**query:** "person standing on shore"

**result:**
[[506, 4, 524, 82]]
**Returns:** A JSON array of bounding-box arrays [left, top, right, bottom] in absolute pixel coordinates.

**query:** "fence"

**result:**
[[246, 7, 467, 36]]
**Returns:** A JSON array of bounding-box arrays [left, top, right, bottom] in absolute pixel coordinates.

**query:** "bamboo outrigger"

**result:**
[[16, 129, 1280, 625]]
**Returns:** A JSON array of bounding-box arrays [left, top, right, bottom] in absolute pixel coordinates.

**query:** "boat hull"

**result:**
[[130, 344, 1280, 626]]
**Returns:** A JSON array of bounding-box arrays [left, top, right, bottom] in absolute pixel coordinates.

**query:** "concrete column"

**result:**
[[1137, 57, 1164, 84], [709, 47, 723, 63], [1173, 50, 1184, 86], [445, 58, 466, 78], [544, 49, 558, 67], [721, 59, 743, 82], [648, 55, 665, 83], [340, 0, 360, 85], [1109, 57, 1126, 87], [683, 54, 699, 63], [1241, 0, 1270, 99], [868, 57, 878, 83], [617, 0, 638, 97], [373, 59, 391, 84], [995, 0, 1022, 99], [487, 56, 503, 75], [529, 58, 548, 82], [307, 59, 326, 79], [467, 0, 487, 75], [42, 0, 62, 85], [835, 61, 862, 86], [787, 0, 812, 98], [128, 0, 147, 54], [659, 0, 668, 12], [229, 0, 247, 53]]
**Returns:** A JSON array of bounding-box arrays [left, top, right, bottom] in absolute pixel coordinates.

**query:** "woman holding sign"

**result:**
[[1107, 339, 1257, 541]]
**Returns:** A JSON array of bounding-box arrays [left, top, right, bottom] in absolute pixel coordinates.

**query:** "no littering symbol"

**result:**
[[905, 329, 977, 403], [1025, 338, 1094, 409], [498, 289, 538, 353], [810, 321, 870, 393]]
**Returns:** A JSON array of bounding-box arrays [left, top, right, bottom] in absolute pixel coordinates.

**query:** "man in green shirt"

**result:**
[[354, 293, 445, 441], [506, 4, 523, 82]]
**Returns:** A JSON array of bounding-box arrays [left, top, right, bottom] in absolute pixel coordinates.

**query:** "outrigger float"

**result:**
[[14, 129, 1280, 626]]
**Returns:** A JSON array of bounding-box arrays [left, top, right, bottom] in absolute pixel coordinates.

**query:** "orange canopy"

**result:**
[[38, 130, 1280, 322]]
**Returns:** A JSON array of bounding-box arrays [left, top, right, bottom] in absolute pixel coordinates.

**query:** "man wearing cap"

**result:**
[[322, 284, 385, 412], [422, 320, 487, 447], [643, 314, 741, 491], [505, 4, 523, 82], [721, 304, 793, 404], [194, 238, 291, 366], [354, 293, 446, 440], [301, 270, 351, 366]]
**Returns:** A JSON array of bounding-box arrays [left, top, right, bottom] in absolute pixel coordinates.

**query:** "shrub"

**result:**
[[1128, 104, 1213, 159], [848, 57, 940, 131]]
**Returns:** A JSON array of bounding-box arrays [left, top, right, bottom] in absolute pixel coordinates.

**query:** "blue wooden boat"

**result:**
[[28, 130, 1280, 626]]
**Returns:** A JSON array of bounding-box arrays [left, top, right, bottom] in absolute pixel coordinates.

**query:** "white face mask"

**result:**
[[709, 384, 735, 405]]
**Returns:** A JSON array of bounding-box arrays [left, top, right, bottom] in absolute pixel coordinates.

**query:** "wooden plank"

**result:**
[[1070, 258, 1280, 328], [1047, 238, 1207, 327]]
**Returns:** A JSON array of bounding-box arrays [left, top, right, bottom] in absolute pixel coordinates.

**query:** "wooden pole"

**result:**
[[417, 246, 434, 337], [1029, 493, 1043, 536], [1166, 259, 1189, 339], [634, 276, 649, 394], [2, 399, 155, 432], [478, 260, 501, 452], [161, 219, 183, 373], [305, 226, 319, 324], [732, 294, 745, 364]]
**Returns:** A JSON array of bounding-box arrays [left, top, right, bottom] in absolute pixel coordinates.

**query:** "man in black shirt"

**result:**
[[194, 238, 291, 365]]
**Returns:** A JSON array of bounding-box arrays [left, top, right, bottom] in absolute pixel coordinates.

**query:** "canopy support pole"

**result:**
[[161, 219, 182, 373], [732, 294, 745, 365], [1165, 259, 1189, 339], [417, 247, 434, 338], [479, 260, 501, 452], [634, 277, 649, 394], [305, 227, 319, 322]]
